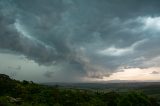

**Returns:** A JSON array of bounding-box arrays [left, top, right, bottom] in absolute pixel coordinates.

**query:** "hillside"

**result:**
[[0, 74, 160, 106]]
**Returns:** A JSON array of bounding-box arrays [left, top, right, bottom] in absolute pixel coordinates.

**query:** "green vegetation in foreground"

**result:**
[[0, 74, 160, 106]]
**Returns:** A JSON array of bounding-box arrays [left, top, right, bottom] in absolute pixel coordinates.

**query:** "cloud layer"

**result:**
[[1, 0, 160, 81]]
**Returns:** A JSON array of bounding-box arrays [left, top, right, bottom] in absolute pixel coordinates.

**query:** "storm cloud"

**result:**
[[151, 71, 159, 74], [1, 0, 160, 81]]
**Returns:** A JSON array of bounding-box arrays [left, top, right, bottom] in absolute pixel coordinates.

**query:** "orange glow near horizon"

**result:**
[[103, 67, 160, 81]]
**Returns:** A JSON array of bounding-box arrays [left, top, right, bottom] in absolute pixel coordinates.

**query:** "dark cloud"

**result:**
[[0, 0, 58, 64], [151, 71, 159, 74], [44, 71, 54, 78], [1, 0, 160, 81]]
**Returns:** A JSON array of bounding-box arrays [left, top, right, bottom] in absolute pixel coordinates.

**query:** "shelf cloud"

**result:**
[[1, 0, 160, 82]]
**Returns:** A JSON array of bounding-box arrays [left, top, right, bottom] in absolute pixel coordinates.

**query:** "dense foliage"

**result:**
[[0, 74, 159, 106]]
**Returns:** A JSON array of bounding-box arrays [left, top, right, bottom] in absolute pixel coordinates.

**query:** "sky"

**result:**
[[0, 0, 160, 82]]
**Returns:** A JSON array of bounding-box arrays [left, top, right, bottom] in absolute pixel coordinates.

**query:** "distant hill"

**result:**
[[43, 81, 160, 90]]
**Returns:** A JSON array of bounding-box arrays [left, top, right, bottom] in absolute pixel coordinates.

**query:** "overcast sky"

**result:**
[[1, 0, 160, 82]]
